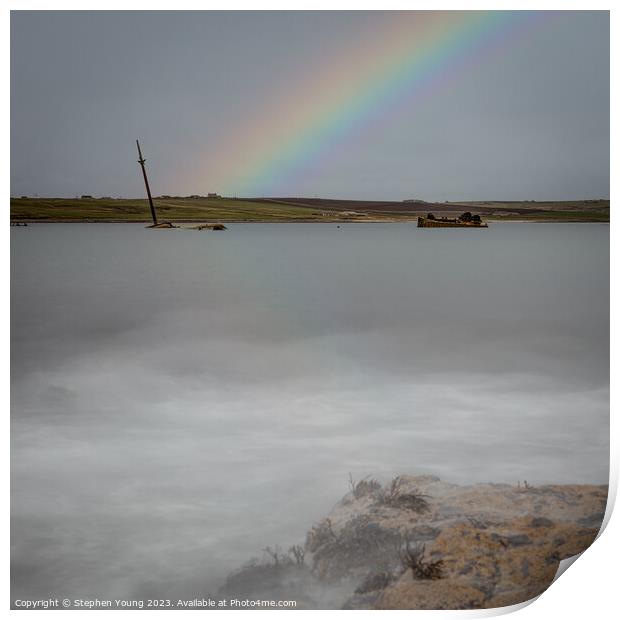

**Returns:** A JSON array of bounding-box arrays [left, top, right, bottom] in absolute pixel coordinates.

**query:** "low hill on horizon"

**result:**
[[10, 196, 609, 223]]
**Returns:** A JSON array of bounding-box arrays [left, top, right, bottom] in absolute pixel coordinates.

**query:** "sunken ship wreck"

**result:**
[[417, 212, 488, 228]]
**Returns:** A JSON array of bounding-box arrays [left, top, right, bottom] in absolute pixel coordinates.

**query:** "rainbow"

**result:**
[[191, 11, 543, 197]]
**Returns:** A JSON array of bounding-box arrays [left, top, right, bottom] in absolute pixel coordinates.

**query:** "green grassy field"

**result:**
[[456, 200, 610, 222], [10, 197, 609, 223], [487, 210, 610, 222], [10, 197, 330, 222]]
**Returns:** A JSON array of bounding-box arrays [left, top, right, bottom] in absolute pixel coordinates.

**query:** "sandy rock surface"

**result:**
[[220, 475, 607, 610]]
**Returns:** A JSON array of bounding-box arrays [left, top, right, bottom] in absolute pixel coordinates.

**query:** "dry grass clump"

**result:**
[[376, 477, 430, 513], [306, 518, 337, 553], [348, 473, 382, 499], [288, 545, 305, 567], [400, 542, 443, 580]]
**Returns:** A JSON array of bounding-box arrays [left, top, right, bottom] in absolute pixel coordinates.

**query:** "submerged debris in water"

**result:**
[[195, 223, 227, 230], [147, 221, 177, 228]]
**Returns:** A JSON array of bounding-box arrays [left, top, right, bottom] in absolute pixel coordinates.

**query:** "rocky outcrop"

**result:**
[[220, 475, 607, 610]]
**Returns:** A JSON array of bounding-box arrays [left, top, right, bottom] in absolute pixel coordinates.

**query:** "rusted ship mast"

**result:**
[[136, 139, 159, 226], [136, 140, 177, 228]]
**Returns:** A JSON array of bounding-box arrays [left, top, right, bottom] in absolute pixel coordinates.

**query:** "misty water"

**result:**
[[11, 222, 609, 602]]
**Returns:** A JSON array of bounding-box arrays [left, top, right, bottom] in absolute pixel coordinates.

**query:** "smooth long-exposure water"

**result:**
[[11, 222, 609, 601]]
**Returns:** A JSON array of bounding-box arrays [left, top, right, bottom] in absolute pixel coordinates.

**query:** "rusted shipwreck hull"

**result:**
[[417, 216, 488, 228]]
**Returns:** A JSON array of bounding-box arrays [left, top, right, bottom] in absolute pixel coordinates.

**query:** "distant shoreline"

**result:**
[[10, 196, 609, 224], [9, 218, 609, 224]]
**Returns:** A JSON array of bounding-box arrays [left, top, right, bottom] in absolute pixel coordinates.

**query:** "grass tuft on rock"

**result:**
[[400, 542, 444, 580], [375, 477, 431, 513]]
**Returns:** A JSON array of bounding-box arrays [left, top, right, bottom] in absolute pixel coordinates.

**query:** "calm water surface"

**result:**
[[11, 223, 609, 600]]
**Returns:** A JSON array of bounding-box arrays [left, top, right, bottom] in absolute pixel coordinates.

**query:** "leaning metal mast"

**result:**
[[136, 140, 158, 226]]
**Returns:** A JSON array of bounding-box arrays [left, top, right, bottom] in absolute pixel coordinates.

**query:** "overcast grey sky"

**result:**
[[11, 11, 609, 200]]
